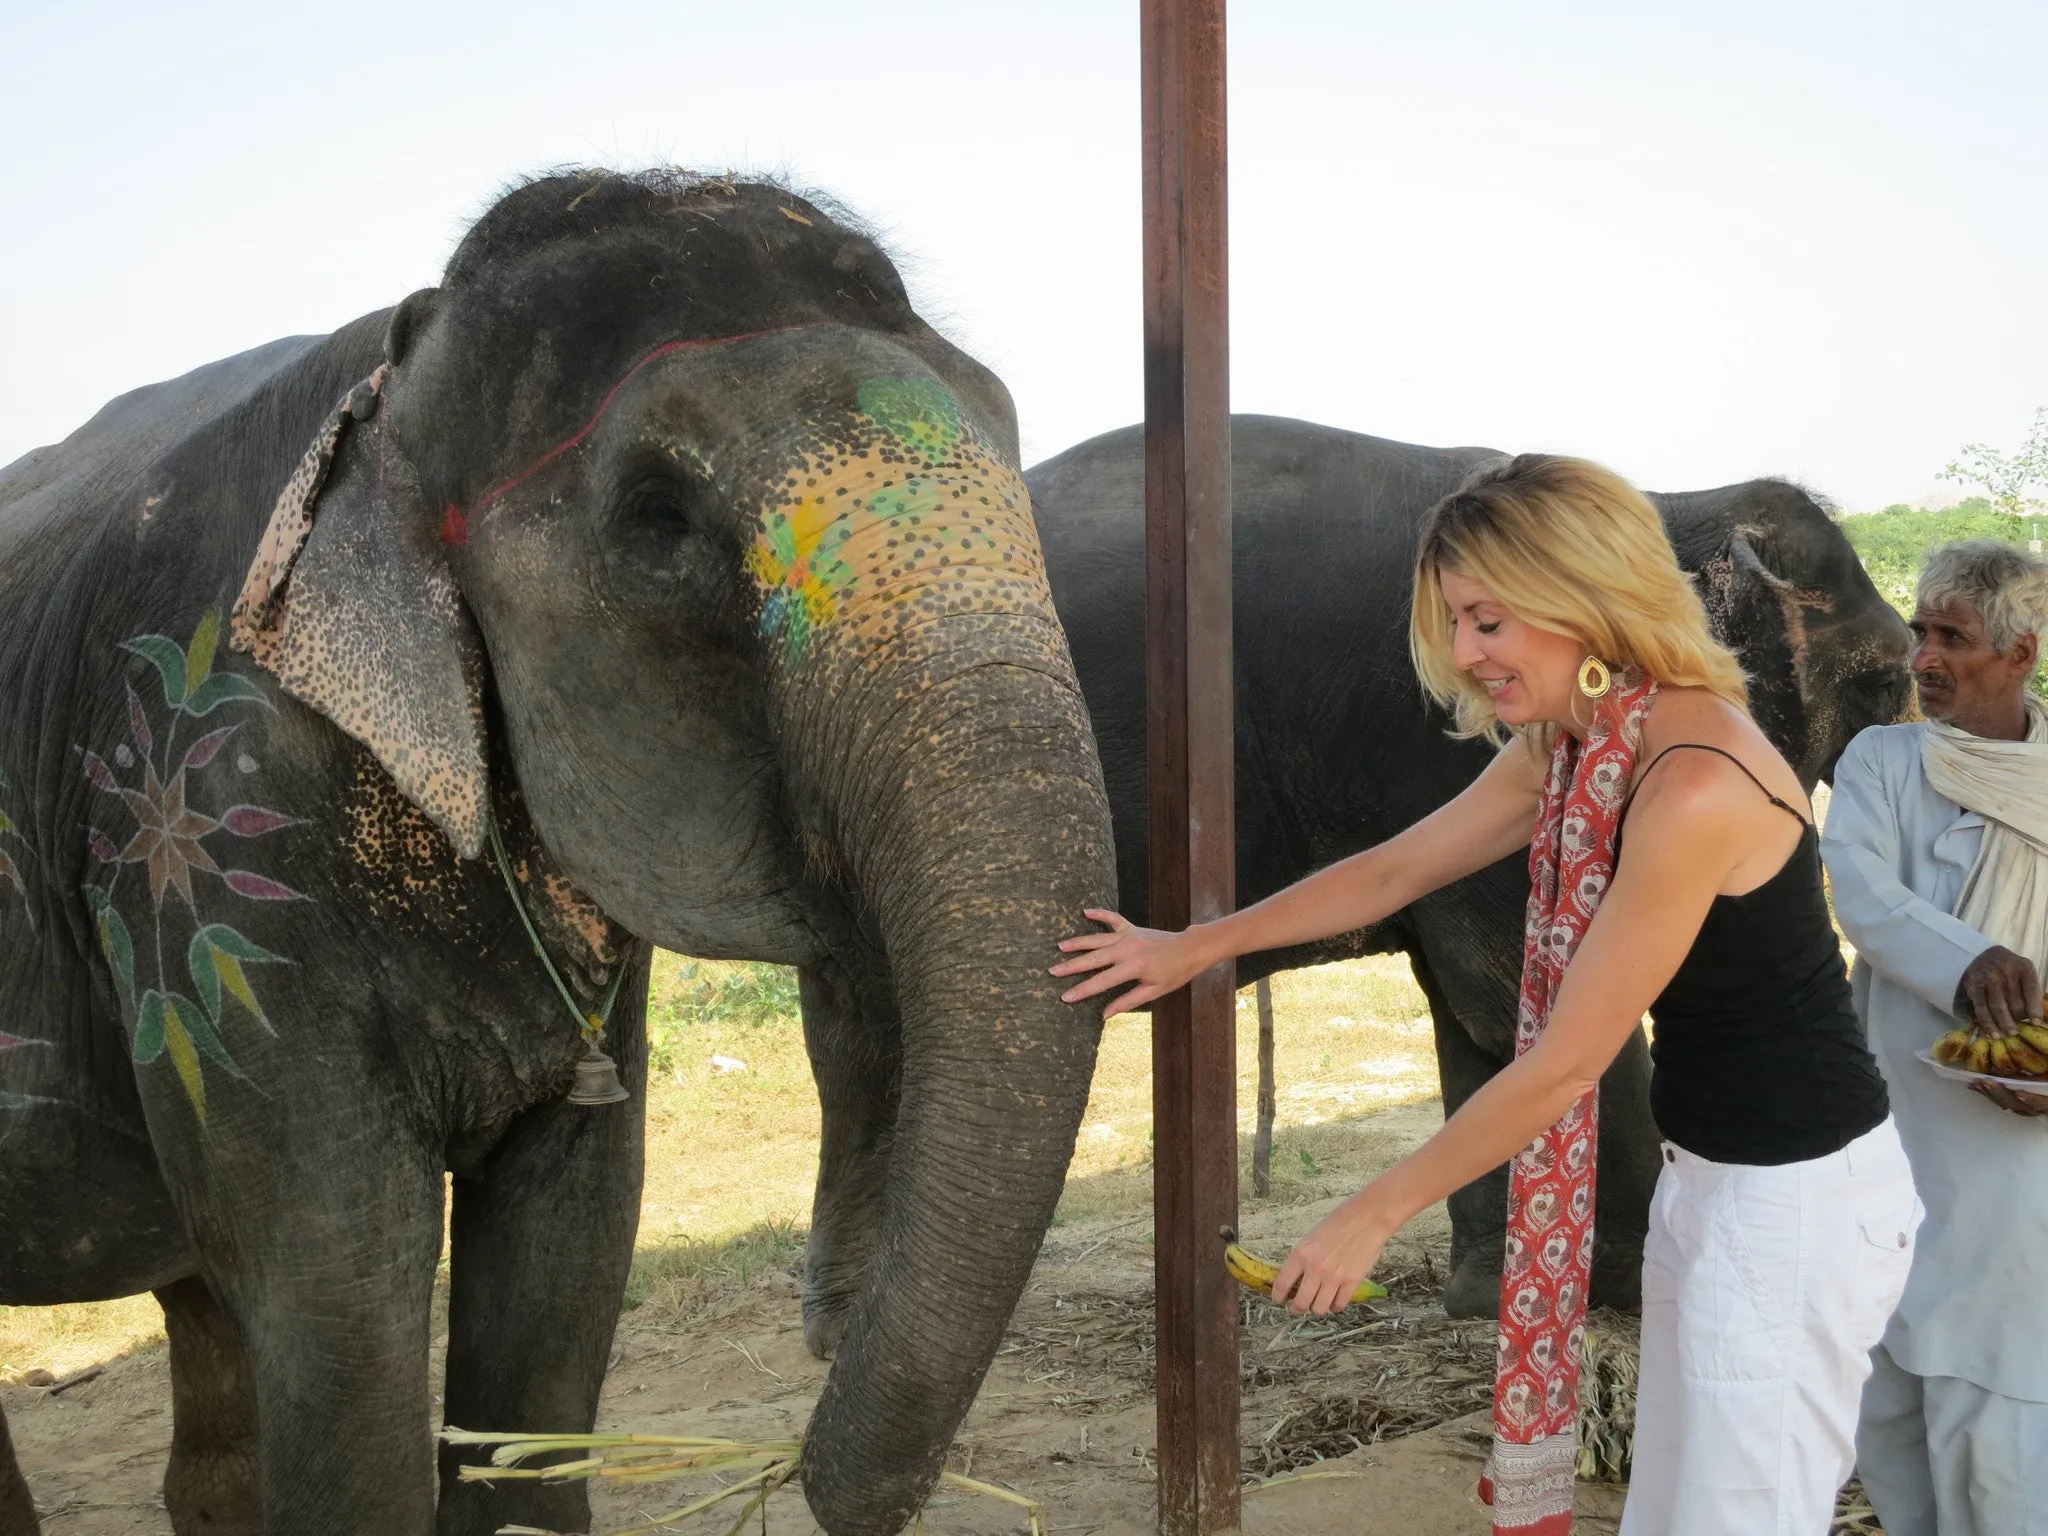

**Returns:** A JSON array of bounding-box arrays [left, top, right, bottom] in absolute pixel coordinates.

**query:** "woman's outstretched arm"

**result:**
[[1052, 738, 1548, 1015], [1269, 766, 1751, 1314]]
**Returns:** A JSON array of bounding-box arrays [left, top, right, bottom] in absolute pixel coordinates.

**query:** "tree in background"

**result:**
[[1839, 410, 2048, 698], [1940, 405, 2048, 532]]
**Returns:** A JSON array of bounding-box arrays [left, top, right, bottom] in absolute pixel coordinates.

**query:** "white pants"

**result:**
[[1620, 1118, 1922, 1536], [1857, 1344, 2048, 1536]]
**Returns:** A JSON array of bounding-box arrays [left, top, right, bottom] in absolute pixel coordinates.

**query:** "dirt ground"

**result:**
[[2, 934, 1883, 1535], [1, 1100, 1639, 1536]]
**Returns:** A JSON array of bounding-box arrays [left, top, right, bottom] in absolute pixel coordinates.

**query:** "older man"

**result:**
[[1821, 538, 2048, 1536]]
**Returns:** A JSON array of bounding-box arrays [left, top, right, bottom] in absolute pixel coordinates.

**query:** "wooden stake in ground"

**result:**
[[1252, 977, 1276, 1197], [1142, 0, 1238, 1530]]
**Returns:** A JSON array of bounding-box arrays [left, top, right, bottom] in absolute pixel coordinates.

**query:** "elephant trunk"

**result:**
[[793, 617, 1115, 1535]]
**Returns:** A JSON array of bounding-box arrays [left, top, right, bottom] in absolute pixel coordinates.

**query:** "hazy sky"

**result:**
[[4, 1, 2042, 509]]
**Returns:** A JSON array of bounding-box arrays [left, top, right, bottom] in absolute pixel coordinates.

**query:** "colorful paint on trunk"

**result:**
[[83, 609, 301, 1126], [749, 376, 1056, 667]]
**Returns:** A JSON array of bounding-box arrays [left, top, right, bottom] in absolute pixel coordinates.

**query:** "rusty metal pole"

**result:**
[[1143, 0, 1237, 1530]]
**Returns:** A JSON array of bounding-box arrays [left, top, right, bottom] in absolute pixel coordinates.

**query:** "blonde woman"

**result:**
[[1054, 454, 1918, 1536]]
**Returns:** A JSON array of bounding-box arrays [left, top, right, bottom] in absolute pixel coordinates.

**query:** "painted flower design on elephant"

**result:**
[[80, 609, 303, 1126]]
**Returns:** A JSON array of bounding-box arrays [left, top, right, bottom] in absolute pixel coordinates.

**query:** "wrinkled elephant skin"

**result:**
[[0, 173, 1113, 1536], [1024, 416, 1911, 1316]]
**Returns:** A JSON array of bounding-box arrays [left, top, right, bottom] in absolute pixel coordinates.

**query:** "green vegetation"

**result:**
[[646, 956, 803, 1074], [1839, 497, 2036, 612], [1837, 497, 2048, 698]]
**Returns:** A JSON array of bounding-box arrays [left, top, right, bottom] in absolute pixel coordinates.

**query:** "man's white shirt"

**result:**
[[1822, 721, 2048, 1402]]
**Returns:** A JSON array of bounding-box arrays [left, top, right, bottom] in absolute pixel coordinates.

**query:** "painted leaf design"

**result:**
[[0, 807, 13, 836], [89, 830, 120, 863], [188, 923, 285, 1028], [222, 870, 304, 902], [134, 991, 169, 1064], [120, 635, 190, 708], [98, 904, 136, 1014], [0, 1091, 57, 1114], [162, 1001, 206, 1125], [185, 610, 221, 697], [0, 850, 18, 898], [182, 725, 239, 772], [183, 671, 268, 717], [174, 1000, 244, 1076], [81, 751, 117, 792], [219, 805, 297, 837], [127, 682, 153, 758]]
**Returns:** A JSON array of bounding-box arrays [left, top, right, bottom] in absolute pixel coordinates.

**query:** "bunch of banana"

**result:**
[[1932, 1010, 2048, 1079], [1220, 1225, 1387, 1304]]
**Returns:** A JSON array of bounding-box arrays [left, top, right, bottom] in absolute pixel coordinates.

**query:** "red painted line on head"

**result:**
[[449, 323, 819, 534]]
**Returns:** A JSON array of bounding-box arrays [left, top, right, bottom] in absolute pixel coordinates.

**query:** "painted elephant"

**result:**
[[1024, 414, 1912, 1317], [0, 170, 1114, 1536]]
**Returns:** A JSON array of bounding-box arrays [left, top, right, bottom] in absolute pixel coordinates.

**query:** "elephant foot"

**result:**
[[802, 1288, 858, 1361], [1, 1406, 38, 1536], [155, 1278, 260, 1536], [1441, 1221, 1506, 1319], [1441, 1255, 1503, 1319], [163, 1445, 260, 1536]]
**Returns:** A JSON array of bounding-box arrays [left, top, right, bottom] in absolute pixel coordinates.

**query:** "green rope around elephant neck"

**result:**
[[484, 812, 625, 1045]]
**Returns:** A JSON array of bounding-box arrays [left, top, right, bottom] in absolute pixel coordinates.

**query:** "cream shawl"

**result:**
[[1921, 693, 2048, 969]]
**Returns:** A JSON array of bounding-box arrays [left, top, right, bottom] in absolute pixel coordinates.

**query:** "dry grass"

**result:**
[[1055, 953, 1437, 1227]]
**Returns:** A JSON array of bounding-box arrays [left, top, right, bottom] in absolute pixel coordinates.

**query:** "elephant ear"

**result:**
[[1698, 528, 1816, 772], [229, 364, 490, 857]]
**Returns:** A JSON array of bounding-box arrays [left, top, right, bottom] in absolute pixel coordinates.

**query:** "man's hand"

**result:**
[[1954, 945, 2043, 1038], [1972, 1080, 2048, 1118]]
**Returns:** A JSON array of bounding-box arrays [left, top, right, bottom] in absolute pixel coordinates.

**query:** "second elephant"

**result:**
[[1025, 415, 1912, 1317]]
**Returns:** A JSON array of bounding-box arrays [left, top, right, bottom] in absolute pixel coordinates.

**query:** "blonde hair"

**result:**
[[1408, 453, 1749, 746]]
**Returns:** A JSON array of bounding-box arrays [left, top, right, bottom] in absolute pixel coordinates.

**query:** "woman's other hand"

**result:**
[[1051, 909, 1213, 1016], [1271, 1193, 1395, 1315]]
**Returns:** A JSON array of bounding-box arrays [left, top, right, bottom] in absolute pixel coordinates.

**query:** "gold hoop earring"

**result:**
[[1577, 655, 1612, 699]]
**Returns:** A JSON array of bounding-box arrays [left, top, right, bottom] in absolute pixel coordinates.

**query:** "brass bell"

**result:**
[[568, 1040, 630, 1106]]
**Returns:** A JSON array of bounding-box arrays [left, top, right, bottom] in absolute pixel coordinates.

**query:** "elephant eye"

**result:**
[[618, 476, 700, 540]]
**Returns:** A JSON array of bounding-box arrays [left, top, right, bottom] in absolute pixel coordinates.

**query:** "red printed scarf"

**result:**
[[1478, 673, 1657, 1536]]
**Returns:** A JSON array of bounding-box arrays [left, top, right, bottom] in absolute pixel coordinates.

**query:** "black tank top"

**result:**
[[1618, 744, 1890, 1165]]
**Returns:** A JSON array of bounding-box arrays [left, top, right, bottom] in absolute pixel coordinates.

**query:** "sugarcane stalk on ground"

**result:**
[[439, 1430, 1045, 1536]]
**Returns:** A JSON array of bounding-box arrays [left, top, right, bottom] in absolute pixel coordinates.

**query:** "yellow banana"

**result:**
[[2008, 1037, 2048, 1077], [1220, 1227, 1387, 1304], [1932, 1028, 1975, 1066], [2017, 1022, 2048, 1059], [1989, 1039, 2016, 1077], [1968, 1036, 1994, 1074]]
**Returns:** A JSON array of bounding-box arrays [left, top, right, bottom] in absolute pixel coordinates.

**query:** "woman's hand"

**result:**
[[1271, 1191, 1396, 1316], [1051, 909, 1214, 1016]]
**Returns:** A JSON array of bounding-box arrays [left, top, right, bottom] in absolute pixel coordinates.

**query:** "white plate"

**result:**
[[1915, 1047, 2048, 1094]]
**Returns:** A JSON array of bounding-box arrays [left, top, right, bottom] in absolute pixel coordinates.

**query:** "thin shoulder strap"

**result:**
[[1620, 743, 1810, 827]]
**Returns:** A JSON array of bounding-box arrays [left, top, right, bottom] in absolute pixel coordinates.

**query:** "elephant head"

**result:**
[[1655, 479, 1913, 785], [230, 171, 1114, 1535]]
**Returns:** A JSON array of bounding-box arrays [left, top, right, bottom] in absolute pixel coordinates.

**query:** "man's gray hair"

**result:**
[[1916, 539, 2048, 653]]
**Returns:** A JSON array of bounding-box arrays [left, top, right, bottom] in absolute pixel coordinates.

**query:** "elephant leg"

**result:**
[[1589, 1026, 1656, 1312], [0, 1403, 35, 1536], [1412, 946, 1513, 1319], [158, 1102, 446, 1533], [437, 989, 646, 1536], [157, 1275, 260, 1536], [798, 960, 901, 1361]]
